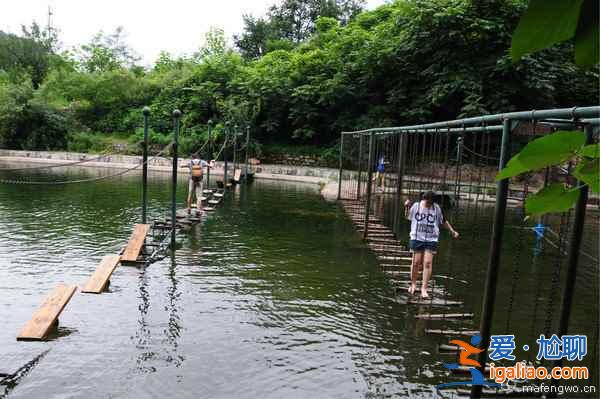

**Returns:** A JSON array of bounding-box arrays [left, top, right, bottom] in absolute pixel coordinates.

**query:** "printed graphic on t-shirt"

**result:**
[[409, 203, 444, 242]]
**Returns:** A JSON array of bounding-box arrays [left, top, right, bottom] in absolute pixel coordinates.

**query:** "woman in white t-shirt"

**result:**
[[404, 191, 459, 298]]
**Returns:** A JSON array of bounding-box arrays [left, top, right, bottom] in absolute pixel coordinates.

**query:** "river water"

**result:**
[[0, 166, 597, 398]]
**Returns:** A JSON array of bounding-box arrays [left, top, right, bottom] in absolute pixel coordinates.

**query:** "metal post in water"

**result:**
[[357, 134, 364, 199], [337, 133, 344, 200], [206, 120, 212, 189], [363, 132, 375, 240], [170, 109, 181, 248], [142, 106, 150, 224], [244, 125, 250, 183], [224, 121, 230, 190], [553, 124, 594, 370], [454, 135, 463, 204], [393, 132, 406, 236], [471, 118, 514, 399], [232, 124, 238, 182]]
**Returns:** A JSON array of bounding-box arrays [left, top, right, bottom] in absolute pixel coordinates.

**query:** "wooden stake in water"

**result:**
[[171, 109, 181, 248]]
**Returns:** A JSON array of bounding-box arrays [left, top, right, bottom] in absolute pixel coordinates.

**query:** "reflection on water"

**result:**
[[0, 165, 597, 398]]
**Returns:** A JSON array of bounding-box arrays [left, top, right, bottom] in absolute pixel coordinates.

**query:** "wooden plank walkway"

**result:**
[[17, 284, 77, 341], [82, 255, 121, 294], [121, 224, 150, 262]]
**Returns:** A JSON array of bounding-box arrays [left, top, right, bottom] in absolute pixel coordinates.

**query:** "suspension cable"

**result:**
[[0, 142, 174, 186]]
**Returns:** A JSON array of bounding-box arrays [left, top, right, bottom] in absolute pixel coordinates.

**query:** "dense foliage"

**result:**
[[0, 0, 597, 153]]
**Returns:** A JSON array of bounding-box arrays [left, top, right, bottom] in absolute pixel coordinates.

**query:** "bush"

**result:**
[[0, 81, 70, 150]]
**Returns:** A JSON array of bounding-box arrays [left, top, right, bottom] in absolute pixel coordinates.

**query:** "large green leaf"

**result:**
[[574, 0, 600, 66], [511, 0, 584, 62], [519, 131, 586, 169], [496, 153, 529, 180], [496, 131, 586, 180], [525, 183, 580, 216], [573, 158, 600, 193], [580, 143, 600, 158]]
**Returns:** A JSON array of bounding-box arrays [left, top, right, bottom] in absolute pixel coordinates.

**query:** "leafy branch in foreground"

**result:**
[[496, 130, 599, 216]]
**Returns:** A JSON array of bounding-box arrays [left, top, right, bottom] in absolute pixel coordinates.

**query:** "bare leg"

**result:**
[[421, 251, 434, 298], [409, 251, 423, 295], [196, 181, 203, 211]]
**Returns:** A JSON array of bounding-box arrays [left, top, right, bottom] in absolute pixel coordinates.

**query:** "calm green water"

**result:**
[[0, 166, 597, 398]]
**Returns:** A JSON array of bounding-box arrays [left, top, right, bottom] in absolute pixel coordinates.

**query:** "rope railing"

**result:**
[[0, 144, 138, 172], [0, 141, 174, 186]]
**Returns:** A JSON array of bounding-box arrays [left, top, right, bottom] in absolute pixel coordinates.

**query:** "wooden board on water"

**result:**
[[408, 298, 464, 307], [416, 313, 474, 320], [203, 207, 216, 212], [121, 224, 150, 263], [17, 284, 77, 341], [208, 199, 221, 205], [425, 329, 479, 336], [213, 193, 224, 198], [82, 255, 121, 294]]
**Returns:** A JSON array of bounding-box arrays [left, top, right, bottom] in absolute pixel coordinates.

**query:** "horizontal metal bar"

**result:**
[[342, 106, 600, 135]]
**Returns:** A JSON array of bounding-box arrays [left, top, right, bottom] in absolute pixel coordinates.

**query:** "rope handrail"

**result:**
[[461, 143, 500, 161], [0, 147, 122, 172], [0, 142, 174, 186]]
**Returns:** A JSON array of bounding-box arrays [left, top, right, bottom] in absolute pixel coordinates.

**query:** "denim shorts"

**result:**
[[409, 239, 438, 253]]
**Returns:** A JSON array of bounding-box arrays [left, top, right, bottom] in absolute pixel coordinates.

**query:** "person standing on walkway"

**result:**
[[187, 154, 214, 213], [404, 191, 459, 298], [373, 154, 386, 192]]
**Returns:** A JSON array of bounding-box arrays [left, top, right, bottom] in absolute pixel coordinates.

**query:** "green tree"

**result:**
[[76, 27, 140, 73]]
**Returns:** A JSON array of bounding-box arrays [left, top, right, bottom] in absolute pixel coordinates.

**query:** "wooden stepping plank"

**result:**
[[416, 313, 474, 320], [425, 329, 479, 336], [82, 255, 121, 294], [213, 193, 224, 198], [121, 224, 150, 262], [208, 199, 221, 205], [408, 298, 464, 307], [203, 207, 216, 212], [17, 284, 77, 341]]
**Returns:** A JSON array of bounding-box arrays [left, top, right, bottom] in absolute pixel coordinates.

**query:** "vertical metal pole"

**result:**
[[224, 121, 229, 189], [454, 135, 463, 204], [357, 134, 364, 200], [244, 125, 250, 184], [553, 124, 594, 369], [142, 106, 150, 224], [232, 124, 238, 181], [206, 120, 212, 189], [393, 132, 406, 236], [363, 132, 375, 240], [471, 118, 513, 399], [337, 133, 344, 200], [171, 109, 181, 248]]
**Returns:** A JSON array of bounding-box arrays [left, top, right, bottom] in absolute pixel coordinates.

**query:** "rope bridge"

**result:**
[[336, 106, 600, 398]]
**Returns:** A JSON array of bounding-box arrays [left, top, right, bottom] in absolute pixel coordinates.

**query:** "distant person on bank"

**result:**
[[404, 191, 459, 299], [187, 154, 214, 213]]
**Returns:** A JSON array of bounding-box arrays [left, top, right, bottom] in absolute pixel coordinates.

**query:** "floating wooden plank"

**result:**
[[121, 224, 150, 263], [208, 199, 221, 205], [203, 207, 216, 212], [17, 284, 77, 341], [213, 193, 224, 198], [408, 298, 464, 307], [81, 255, 121, 294], [425, 329, 479, 336], [416, 313, 474, 320]]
